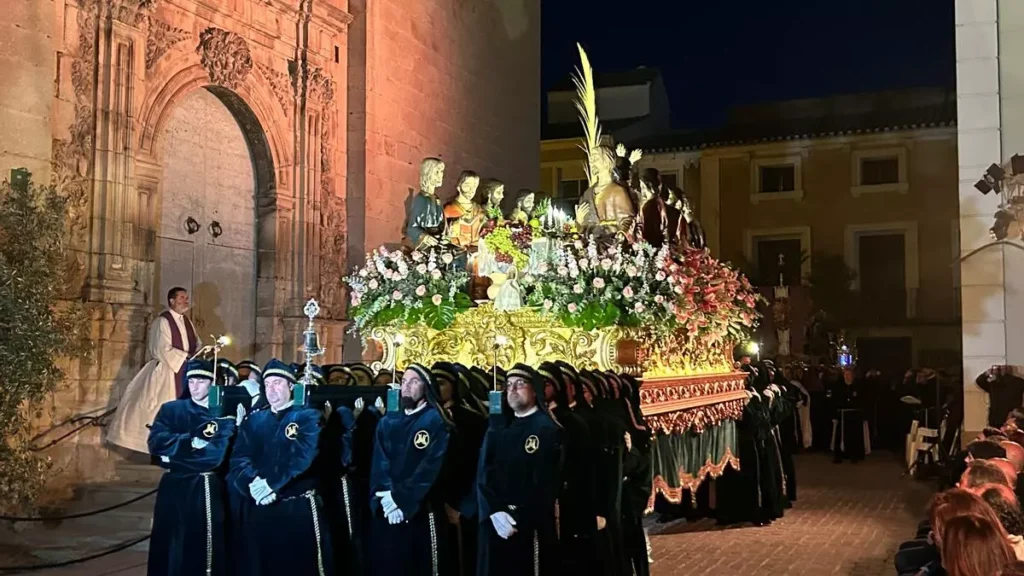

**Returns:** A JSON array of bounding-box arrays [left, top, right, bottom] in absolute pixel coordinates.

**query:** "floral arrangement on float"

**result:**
[[344, 246, 473, 332]]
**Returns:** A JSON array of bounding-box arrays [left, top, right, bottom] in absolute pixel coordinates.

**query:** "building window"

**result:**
[[661, 171, 678, 190], [858, 233, 907, 322], [759, 165, 796, 193], [750, 155, 803, 203], [851, 148, 908, 196], [754, 238, 802, 286], [555, 178, 587, 213]]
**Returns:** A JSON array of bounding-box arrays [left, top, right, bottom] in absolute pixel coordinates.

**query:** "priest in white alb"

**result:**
[[107, 287, 201, 454]]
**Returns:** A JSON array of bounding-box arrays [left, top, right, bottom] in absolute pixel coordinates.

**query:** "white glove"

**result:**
[[159, 455, 170, 463], [354, 397, 366, 418], [258, 492, 277, 506], [375, 396, 386, 415], [490, 511, 517, 539], [191, 438, 209, 450], [323, 400, 333, 421], [249, 477, 272, 503], [235, 403, 246, 426], [375, 491, 398, 515], [386, 508, 405, 525]]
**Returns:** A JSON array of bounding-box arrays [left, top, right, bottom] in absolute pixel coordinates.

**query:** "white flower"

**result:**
[[358, 269, 368, 278], [382, 269, 393, 280], [574, 240, 584, 250], [593, 277, 605, 289], [416, 264, 428, 274], [368, 279, 379, 290], [655, 271, 666, 281], [431, 269, 442, 280], [626, 266, 638, 278], [622, 286, 634, 299], [427, 262, 437, 272], [391, 290, 402, 300], [569, 268, 579, 279], [601, 258, 612, 270], [543, 299, 553, 310], [579, 258, 590, 270], [573, 284, 584, 294], [432, 294, 443, 306], [557, 266, 569, 277], [634, 302, 645, 313], [567, 303, 578, 313], [412, 251, 424, 262], [441, 252, 454, 264], [415, 285, 426, 297]]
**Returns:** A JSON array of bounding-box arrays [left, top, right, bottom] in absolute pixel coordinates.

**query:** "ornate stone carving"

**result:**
[[52, 0, 100, 296], [196, 28, 252, 90], [290, 61, 334, 106], [109, 0, 157, 27], [256, 62, 293, 113], [146, 18, 189, 71], [319, 134, 345, 318]]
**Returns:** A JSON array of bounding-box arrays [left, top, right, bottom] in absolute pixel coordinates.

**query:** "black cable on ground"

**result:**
[[30, 409, 116, 452], [0, 488, 157, 522], [0, 534, 150, 573]]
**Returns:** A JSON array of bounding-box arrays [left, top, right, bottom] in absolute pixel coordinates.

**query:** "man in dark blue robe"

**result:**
[[227, 359, 335, 576], [433, 362, 488, 576], [320, 387, 360, 575], [147, 359, 238, 576], [478, 364, 563, 576], [369, 363, 453, 575], [617, 374, 652, 576]]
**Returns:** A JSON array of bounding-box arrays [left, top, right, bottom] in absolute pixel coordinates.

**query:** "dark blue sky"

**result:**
[[541, 0, 956, 129]]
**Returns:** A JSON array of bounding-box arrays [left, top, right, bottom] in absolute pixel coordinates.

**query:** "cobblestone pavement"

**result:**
[[649, 451, 934, 576]]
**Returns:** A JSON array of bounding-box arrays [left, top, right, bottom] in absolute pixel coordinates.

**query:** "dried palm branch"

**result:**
[[572, 43, 602, 186]]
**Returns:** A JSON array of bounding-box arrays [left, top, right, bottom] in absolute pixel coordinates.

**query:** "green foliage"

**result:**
[[0, 179, 86, 511]]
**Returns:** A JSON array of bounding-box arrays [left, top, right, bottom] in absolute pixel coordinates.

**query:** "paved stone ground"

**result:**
[[1, 451, 929, 575], [649, 451, 934, 576]]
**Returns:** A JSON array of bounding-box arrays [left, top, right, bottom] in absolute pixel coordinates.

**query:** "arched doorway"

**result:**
[[155, 88, 259, 361]]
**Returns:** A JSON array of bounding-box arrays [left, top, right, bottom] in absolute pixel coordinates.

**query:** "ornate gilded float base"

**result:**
[[639, 372, 748, 427], [369, 303, 640, 373]]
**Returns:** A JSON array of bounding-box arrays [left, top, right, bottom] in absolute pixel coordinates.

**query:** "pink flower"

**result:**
[[368, 279, 379, 290], [432, 294, 443, 306], [391, 290, 402, 300], [415, 285, 426, 297], [567, 303, 578, 313], [579, 258, 590, 269], [358, 269, 368, 278], [383, 270, 394, 280], [600, 258, 613, 270], [674, 284, 684, 295], [622, 286, 634, 299], [634, 302, 645, 313], [592, 277, 605, 289], [557, 266, 569, 276], [573, 284, 584, 294], [351, 294, 361, 306], [655, 271, 666, 281], [626, 266, 638, 277], [655, 295, 665, 304], [411, 251, 424, 262]]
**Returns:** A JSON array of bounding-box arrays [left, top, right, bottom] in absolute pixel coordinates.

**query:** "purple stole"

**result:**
[[159, 310, 198, 398]]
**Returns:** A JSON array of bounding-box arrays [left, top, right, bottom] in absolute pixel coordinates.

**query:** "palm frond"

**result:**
[[572, 43, 602, 187]]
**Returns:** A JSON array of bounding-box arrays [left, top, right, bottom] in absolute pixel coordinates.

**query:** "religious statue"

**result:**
[[577, 145, 636, 238], [443, 170, 485, 248], [481, 179, 506, 220], [509, 189, 535, 224], [681, 194, 707, 251], [637, 167, 680, 250], [405, 157, 447, 249]]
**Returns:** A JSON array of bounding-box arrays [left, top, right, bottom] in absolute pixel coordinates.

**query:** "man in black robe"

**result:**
[[147, 359, 238, 576], [829, 367, 866, 463], [618, 374, 653, 576], [227, 359, 335, 576], [369, 363, 453, 576], [477, 364, 563, 576], [433, 362, 488, 576], [538, 362, 600, 572], [586, 370, 629, 575]]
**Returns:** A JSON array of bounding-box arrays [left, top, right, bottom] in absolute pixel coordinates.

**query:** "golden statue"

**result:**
[[577, 145, 635, 236], [443, 171, 485, 248], [509, 189, 535, 224], [405, 157, 447, 248]]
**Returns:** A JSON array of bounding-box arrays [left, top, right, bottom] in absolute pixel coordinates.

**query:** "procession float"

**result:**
[[341, 45, 764, 506]]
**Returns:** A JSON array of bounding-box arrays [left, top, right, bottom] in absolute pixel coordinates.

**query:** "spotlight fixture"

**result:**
[[988, 163, 1007, 181], [1012, 154, 1024, 175], [975, 179, 994, 195]]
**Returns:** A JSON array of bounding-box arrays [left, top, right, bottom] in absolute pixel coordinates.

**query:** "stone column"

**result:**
[[956, 0, 1024, 435]]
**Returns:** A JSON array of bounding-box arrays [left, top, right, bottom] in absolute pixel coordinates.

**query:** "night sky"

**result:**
[[541, 0, 956, 129]]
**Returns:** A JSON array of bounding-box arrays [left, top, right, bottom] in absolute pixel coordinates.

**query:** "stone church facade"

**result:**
[[0, 0, 539, 485]]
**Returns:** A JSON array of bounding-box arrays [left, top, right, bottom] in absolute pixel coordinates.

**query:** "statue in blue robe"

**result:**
[[147, 359, 237, 576], [369, 363, 453, 576], [226, 359, 335, 576], [477, 364, 563, 576]]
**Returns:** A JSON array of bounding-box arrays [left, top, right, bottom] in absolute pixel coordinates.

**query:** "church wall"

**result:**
[[0, 0, 55, 180], [356, 0, 541, 251]]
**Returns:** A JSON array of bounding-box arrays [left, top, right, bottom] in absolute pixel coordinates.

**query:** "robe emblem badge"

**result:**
[[413, 430, 430, 449], [524, 435, 540, 454], [202, 421, 218, 438], [284, 422, 300, 440]]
